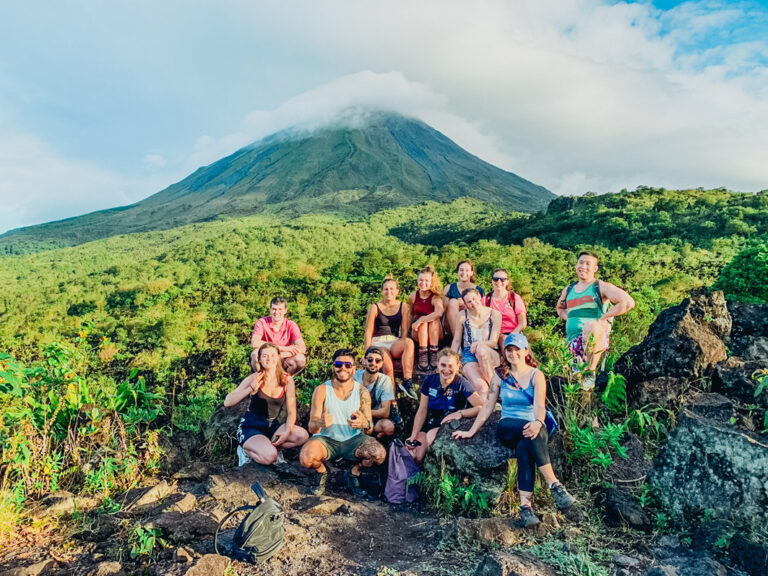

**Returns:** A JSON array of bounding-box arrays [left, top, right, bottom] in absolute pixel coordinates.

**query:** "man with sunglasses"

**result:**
[[299, 349, 387, 497], [353, 347, 399, 439]]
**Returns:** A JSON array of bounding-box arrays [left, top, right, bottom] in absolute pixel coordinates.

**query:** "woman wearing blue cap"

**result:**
[[453, 333, 577, 527]]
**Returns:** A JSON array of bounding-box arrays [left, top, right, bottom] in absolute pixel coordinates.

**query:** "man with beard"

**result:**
[[299, 349, 387, 498], [353, 346, 399, 439]]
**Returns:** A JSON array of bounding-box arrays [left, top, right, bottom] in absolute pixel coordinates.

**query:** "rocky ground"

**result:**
[[2, 291, 768, 576]]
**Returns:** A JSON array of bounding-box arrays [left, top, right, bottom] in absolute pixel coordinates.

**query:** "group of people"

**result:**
[[224, 252, 635, 526]]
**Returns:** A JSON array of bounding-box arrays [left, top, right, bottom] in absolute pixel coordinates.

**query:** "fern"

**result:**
[[601, 371, 627, 414]]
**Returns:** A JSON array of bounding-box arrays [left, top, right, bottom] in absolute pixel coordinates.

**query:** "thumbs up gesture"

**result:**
[[321, 405, 333, 428]]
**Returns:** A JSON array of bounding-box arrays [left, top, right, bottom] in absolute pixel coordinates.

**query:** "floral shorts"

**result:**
[[568, 332, 610, 361]]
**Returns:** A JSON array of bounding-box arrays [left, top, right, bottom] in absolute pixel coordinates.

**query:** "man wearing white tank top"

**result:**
[[300, 349, 387, 497]]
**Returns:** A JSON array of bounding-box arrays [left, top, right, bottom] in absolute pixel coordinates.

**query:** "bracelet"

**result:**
[[536, 419, 545, 427]]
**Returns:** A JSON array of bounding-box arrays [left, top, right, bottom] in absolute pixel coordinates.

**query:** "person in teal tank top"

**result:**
[[556, 251, 635, 385], [299, 349, 386, 498]]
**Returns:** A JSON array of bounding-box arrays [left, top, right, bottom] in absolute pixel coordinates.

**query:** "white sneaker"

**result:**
[[580, 374, 596, 391], [237, 446, 253, 467], [275, 451, 286, 465]]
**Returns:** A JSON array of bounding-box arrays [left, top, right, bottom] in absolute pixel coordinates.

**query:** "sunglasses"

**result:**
[[365, 356, 383, 363], [333, 361, 354, 368], [492, 276, 508, 282]]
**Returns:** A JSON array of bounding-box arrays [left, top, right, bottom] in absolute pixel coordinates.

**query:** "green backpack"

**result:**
[[214, 482, 285, 564]]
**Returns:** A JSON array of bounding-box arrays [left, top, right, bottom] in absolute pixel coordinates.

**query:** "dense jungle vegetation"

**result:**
[[1, 187, 767, 552]]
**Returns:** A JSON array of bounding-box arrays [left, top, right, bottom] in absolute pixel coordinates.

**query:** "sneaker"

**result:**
[[237, 446, 253, 467], [550, 482, 577, 510], [346, 470, 370, 499], [310, 471, 328, 496], [580, 373, 596, 391], [398, 378, 417, 400], [389, 404, 403, 426], [519, 505, 541, 528]]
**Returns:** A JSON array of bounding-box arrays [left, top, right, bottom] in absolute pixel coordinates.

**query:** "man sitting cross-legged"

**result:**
[[353, 346, 398, 439], [299, 349, 387, 498]]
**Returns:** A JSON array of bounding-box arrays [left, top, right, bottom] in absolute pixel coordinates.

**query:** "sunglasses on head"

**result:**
[[492, 276, 508, 282], [365, 356, 383, 363], [333, 360, 354, 368]]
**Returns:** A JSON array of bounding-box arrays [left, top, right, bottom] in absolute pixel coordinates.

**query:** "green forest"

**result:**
[[1, 187, 767, 561]]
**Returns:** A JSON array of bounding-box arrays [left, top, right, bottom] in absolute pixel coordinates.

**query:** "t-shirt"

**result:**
[[420, 373, 474, 414], [486, 292, 527, 334], [252, 317, 304, 348], [353, 370, 395, 411]]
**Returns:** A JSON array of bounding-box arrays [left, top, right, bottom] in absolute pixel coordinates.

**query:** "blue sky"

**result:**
[[1, 0, 767, 234]]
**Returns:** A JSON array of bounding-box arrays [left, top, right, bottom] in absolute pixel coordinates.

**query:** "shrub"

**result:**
[[713, 240, 768, 303]]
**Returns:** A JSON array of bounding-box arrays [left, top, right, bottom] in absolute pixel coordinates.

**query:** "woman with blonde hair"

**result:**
[[225, 343, 308, 465], [408, 266, 445, 373]]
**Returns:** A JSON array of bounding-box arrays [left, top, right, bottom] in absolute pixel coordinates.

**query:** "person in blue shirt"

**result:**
[[353, 346, 398, 438], [406, 348, 484, 464], [453, 333, 577, 527]]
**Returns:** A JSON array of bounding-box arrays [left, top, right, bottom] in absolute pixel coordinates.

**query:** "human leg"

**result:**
[[283, 353, 307, 375], [242, 434, 279, 465], [474, 342, 500, 384], [373, 419, 395, 439], [271, 423, 309, 450], [299, 438, 330, 473], [497, 418, 539, 522], [445, 299, 460, 338], [582, 321, 608, 372], [410, 431, 430, 464], [351, 437, 387, 475], [462, 361, 489, 397], [390, 338, 414, 379]]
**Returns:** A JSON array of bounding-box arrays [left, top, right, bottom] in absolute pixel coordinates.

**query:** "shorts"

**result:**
[[237, 412, 282, 445], [372, 335, 397, 350], [461, 349, 478, 365], [568, 332, 610, 362], [421, 410, 447, 433], [313, 433, 369, 461]]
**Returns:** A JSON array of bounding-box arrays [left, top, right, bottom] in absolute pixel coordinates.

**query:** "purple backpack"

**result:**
[[384, 439, 420, 504]]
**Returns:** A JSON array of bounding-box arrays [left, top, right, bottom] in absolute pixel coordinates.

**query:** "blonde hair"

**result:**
[[418, 265, 443, 298], [436, 347, 461, 367]]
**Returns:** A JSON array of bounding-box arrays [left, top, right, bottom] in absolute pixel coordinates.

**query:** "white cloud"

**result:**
[[142, 154, 167, 168]]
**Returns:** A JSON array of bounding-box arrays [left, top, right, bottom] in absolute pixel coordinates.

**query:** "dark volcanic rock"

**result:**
[[616, 290, 730, 388], [475, 551, 560, 575], [595, 487, 650, 530], [683, 391, 733, 422], [157, 429, 201, 475], [627, 377, 688, 410], [729, 533, 768, 576], [713, 357, 768, 409], [605, 432, 652, 485], [203, 398, 249, 449], [649, 408, 768, 522], [726, 300, 768, 348]]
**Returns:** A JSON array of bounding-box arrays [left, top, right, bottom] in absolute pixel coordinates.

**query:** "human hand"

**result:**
[[522, 420, 542, 439], [441, 412, 462, 425], [452, 429, 474, 440], [250, 372, 264, 393], [348, 410, 367, 429], [321, 406, 333, 429], [470, 342, 479, 354]]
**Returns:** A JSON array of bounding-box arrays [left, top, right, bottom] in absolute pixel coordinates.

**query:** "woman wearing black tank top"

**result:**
[[364, 277, 415, 396], [225, 343, 309, 465]]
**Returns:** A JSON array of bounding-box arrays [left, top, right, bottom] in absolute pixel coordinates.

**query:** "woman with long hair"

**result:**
[[484, 268, 528, 350], [451, 287, 501, 396], [406, 348, 484, 464], [443, 260, 484, 337], [225, 343, 309, 465], [408, 266, 445, 373], [363, 276, 415, 396], [453, 333, 577, 527]]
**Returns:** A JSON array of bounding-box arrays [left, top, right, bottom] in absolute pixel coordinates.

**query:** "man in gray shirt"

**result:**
[[353, 346, 397, 438]]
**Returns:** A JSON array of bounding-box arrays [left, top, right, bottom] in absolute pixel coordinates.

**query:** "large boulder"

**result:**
[[726, 301, 768, 350], [616, 290, 731, 405], [648, 404, 768, 522]]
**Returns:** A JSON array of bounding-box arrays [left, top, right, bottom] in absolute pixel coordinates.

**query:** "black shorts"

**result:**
[[421, 410, 446, 433], [237, 412, 282, 445]]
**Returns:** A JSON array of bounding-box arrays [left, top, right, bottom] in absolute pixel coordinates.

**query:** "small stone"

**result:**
[[613, 554, 641, 568], [123, 480, 174, 512], [173, 462, 210, 482], [174, 547, 196, 563], [162, 492, 197, 514], [645, 567, 678, 576], [90, 562, 124, 576], [184, 554, 230, 576], [0, 560, 55, 576]]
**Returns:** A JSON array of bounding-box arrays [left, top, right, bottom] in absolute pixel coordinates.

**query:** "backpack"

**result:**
[[214, 482, 284, 564], [384, 439, 420, 504], [483, 291, 518, 316]]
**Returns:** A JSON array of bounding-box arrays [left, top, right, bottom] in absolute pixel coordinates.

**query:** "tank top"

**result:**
[[248, 378, 287, 425], [498, 369, 537, 421], [373, 302, 403, 337], [447, 283, 484, 300], [462, 310, 494, 351], [565, 281, 607, 341], [315, 381, 362, 442], [412, 291, 435, 319]]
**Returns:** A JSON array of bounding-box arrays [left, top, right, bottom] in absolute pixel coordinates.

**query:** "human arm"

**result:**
[[348, 386, 374, 435], [413, 296, 445, 328], [370, 376, 394, 420], [513, 293, 528, 333], [272, 376, 296, 446], [223, 372, 262, 407], [599, 281, 636, 321], [278, 322, 306, 357], [522, 370, 548, 439], [363, 304, 378, 349], [440, 392, 483, 424], [250, 319, 266, 349], [399, 302, 411, 340], [555, 286, 569, 322], [408, 394, 430, 442], [452, 374, 502, 439], [307, 385, 331, 434]]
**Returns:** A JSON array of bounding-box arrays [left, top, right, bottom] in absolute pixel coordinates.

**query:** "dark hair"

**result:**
[[461, 287, 481, 300], [497, 345, 540, 379], [365, 346, 384, 359], [332, 348, 357, 362], [270, 296, 288, 308], [577, 251, 599, 264], [382, 276, 399, 290], [457, 260, 477, 283], [493, 268, 509, 278]]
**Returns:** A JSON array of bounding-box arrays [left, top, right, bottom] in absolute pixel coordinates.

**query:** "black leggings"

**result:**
[[497, 417, 551, 492]]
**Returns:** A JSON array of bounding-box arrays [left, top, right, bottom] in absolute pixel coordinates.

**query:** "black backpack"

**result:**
[[214, 482, 284, 564]]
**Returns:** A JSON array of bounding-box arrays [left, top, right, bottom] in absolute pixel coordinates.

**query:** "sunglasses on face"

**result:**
[[492, 276, 508, 282], [333, 361, 354, 369], [365, 356, 383, 363]]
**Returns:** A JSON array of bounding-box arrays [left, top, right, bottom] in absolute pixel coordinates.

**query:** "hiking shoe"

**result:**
[[519, 505, 541, 528], [389, 404, 403, 426], [310, 471, 328, 496], [580, 373, 596, 391], [275, 451, 287, 465], [428, 346, 439, 371], [237, 446, 253, 467], [398, 378, 417, 400], [550, 482, 577, 510], [346, 470, 370, 499]]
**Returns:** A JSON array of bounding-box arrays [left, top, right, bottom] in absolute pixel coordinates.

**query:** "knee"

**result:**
[[263, 448, 278, 465], [284, 354, 306, 374], [374, 445, 387, 464], [299, 444, 318, 468], [405, 339, 415, 352], [378, 420, 395, 437]]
